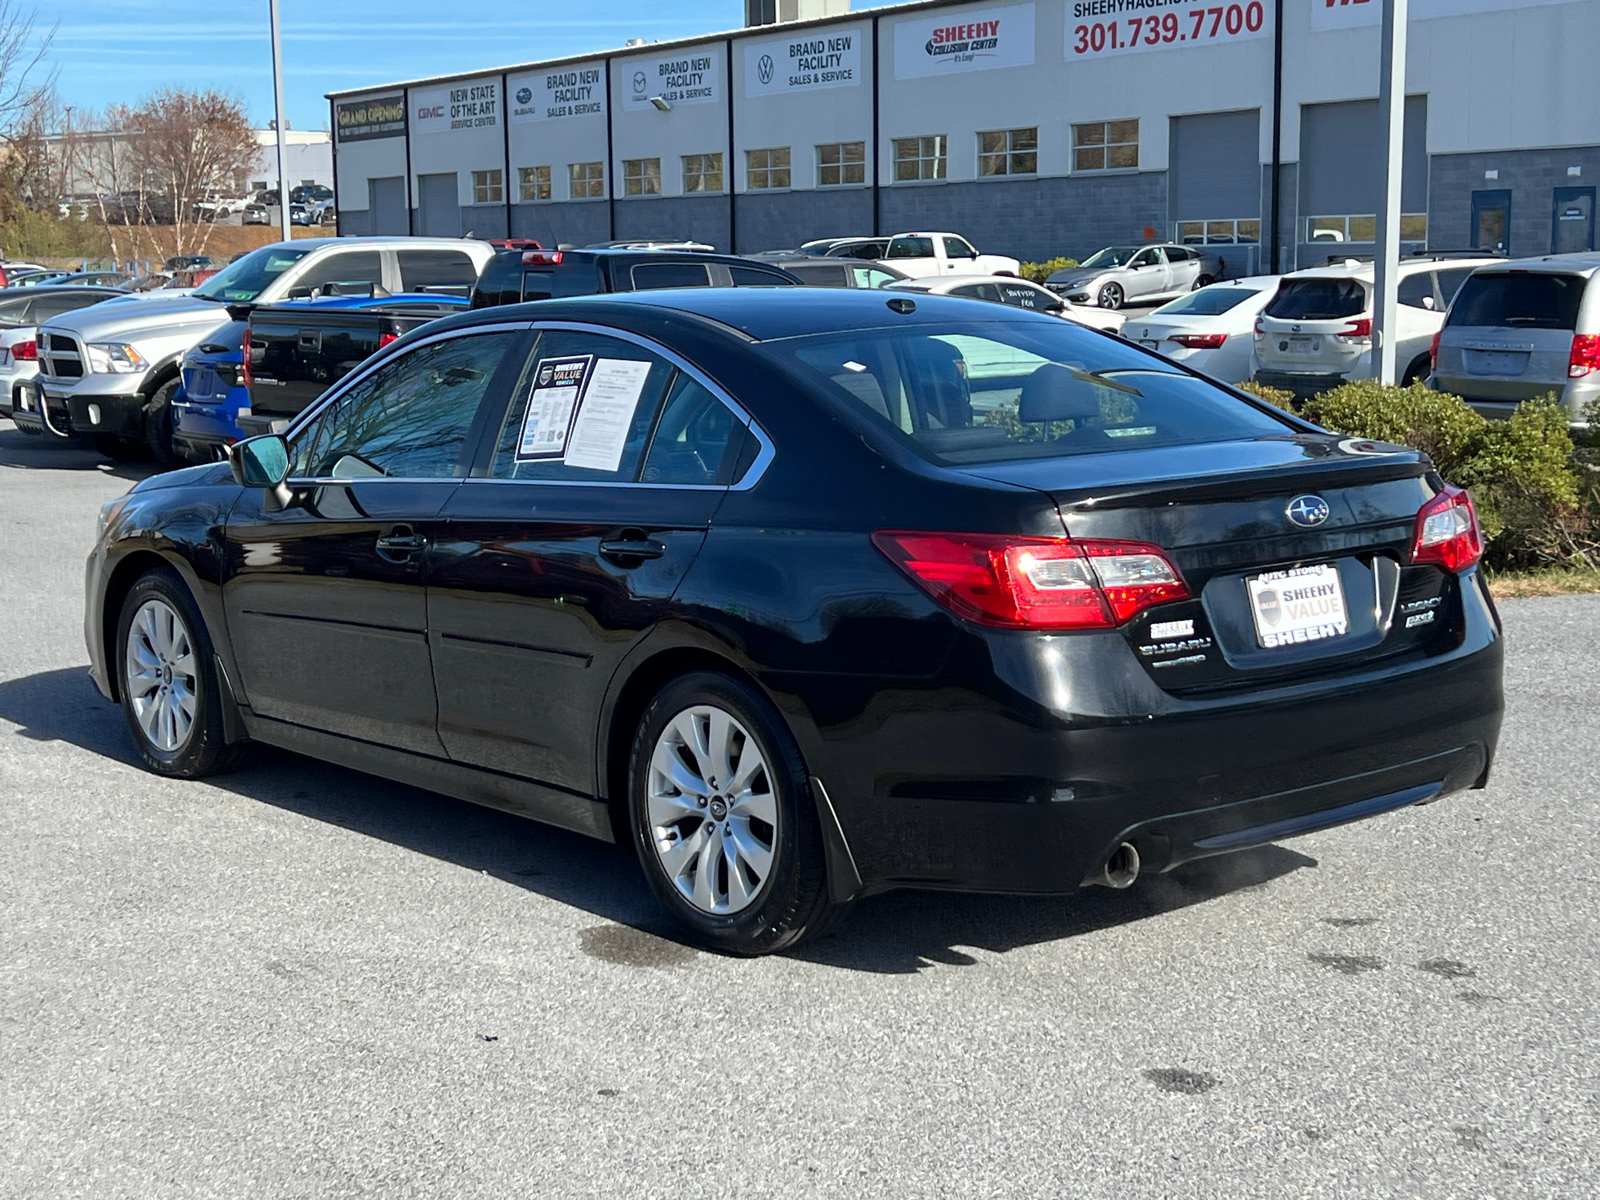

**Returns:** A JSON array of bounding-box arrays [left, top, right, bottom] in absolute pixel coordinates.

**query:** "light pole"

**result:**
[[1372, 0, 1409, 385], [269, 0, 291, 244]]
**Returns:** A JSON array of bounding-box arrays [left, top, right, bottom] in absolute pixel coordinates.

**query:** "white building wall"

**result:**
[[610, 43, 730, 200], [507, 60, 609, 204], [406, 74, 505, 210]]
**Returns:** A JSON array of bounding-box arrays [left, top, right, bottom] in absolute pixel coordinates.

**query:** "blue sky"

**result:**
[[40, 0, 902, 132]]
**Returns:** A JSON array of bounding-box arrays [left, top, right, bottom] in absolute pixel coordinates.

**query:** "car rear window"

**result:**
[[1446, 273, 1587, 331], [774, 321, 1290, 466], [630, 262, 712, 290], [1265, 278, 1368, 320], [788, 263, 849, 286], [1152, 286, 1264, 317]]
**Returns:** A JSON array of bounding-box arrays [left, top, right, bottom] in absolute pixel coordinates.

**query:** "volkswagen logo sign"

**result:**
[[516, 86, 532, 105], [1286, 495, 1331, 528], [632, 71, 647, 94], [757, 53, 775, 85]]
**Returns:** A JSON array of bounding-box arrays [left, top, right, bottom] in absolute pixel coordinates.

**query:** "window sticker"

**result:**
[[515, 355, 592, 460], [563, 358, 653, 472]]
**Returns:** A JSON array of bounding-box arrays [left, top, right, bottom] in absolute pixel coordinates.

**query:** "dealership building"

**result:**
[[326, 0, 1600, 272]]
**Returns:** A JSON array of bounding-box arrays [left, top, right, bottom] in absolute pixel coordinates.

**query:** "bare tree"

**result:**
[[0, 3, 55, 227], [123, 88, 257, 258]]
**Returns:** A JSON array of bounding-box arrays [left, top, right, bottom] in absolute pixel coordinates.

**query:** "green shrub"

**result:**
[[1019, 257, 1076, 284], [1233, 380, 1296, 412], [1302, 380, 1486, 480]]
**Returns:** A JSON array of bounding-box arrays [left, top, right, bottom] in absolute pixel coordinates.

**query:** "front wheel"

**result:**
[[116, 568, 248, 778], [1194, 274, 1215, 290], [628, 672, 840, 955], [1097, 282, 1124, 310], [143, 377, 179, 467]]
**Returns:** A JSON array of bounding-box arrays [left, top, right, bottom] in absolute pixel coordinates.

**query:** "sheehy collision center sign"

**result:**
[[893, 4, 1036, 79], [509, 64, 606, 123], [1311, 0, 1583, 29], [744, 27, 864, 96], [1068, 0, 1271, 60], [412, 82, 499, 134], [622, 51, 721, 111]]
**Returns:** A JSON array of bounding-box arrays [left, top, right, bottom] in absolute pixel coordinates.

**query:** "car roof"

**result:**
[[8, 284, 124, 298], [890, 274, 1044, 292], [1285, 255, 1501, 281], [1466, 251, 1600, 276]]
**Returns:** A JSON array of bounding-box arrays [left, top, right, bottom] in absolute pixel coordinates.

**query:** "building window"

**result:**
[[682, 153, 724, 194], [978, 128, 1038, 177], [472, 169, 503, 204], [893, 136, 947, 182], [518, 165, 552, 202], [1176, 219, 1262, 245], [1072, 120, 1139, 172], [569, 161, 605, 200], [623, 157, 662, 197], [747, 147, 791, 190], [1306, 214, 1428, 243], [818, 141, 866, 187]]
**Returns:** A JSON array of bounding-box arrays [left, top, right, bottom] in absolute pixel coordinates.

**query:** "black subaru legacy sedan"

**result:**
[[85, 288, 1504, 954]]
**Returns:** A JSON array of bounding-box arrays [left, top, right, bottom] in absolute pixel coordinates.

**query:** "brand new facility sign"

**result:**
[[893, 3, 1036, 79], [622, 51, 721, 111], [744, 27, 864, 96], [509, 64, 607, 123]]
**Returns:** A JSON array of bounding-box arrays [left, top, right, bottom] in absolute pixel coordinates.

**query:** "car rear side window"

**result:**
[[728, 265, 795, 287], [630, 262, 712, 290], [487, 329, 675, 481], [1397, 274, 1435, 310], [1446, 273, 1586, 330], [294, 251, 383, 296], [399, 249, 479, 293], [640, 373, 744, 485], [777, 322, 1289, 465], [1265, 279, 1367, 320], [291, 331, 517, 479], [789, 263, 850, 286], [887, 237, 933, 260]]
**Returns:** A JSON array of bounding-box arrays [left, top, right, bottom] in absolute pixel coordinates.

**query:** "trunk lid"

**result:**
[[964, 434, 1459, 693]]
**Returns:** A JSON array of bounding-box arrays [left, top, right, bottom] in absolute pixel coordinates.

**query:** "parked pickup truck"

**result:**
[[236, 288, 470, 438], [878, 232, 1021, 280]]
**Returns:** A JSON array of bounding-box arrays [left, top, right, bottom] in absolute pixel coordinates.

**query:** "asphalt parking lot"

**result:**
[[1, 427, 1596, 1198]]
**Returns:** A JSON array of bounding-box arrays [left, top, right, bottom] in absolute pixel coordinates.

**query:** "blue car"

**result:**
[[173, 292, 469, 461]]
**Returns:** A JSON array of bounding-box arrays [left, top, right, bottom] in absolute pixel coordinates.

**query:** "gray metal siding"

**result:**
[[1300, 96, 1428, 217], [417, 172, 460, 237], [1170, 110, 1261, 221], [1429, 146, 1600, 258], [368, 176, 407, 236]]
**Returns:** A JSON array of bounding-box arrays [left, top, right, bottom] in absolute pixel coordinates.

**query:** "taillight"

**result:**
[[1429, 329, 1442, 372], [240, 328, 252, 388], [1170, 333, 1227, 350], [872, 531, 1189, 630], [523, 250, 563, 265], [12, 338, 36, 361], [1336, 317, 1373, 341], [1253, 316, 1266, 341], [1570, 334, 1600, 379], [378, 332, 398, 349], [1411, 486, 1483, 574]]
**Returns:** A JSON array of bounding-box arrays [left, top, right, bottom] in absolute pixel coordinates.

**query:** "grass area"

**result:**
[[1485, 567, 1600, 599]]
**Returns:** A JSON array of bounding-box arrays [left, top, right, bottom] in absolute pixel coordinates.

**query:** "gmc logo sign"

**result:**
[[417, 105, 444, 119]]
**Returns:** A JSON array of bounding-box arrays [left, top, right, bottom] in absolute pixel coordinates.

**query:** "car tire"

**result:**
[[1098, 282, 1124, 310], [143, 377, 179, 467], [1401, 355, 1431, 387], [115, 567, 250, 779], [628, 671, 843, 956], [1194, 275, 1215, 290]]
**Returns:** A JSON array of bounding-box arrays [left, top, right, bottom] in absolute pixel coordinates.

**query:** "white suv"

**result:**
[[1252, 255, 1499, 399]]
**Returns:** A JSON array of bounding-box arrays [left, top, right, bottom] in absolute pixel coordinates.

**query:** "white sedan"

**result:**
[[886, 274, 1126, 333], [1118, 275, 1280, 383]]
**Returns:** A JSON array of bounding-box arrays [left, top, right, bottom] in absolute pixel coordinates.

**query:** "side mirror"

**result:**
[[230, 433, 291, 488], [284, 285, 312, 300]]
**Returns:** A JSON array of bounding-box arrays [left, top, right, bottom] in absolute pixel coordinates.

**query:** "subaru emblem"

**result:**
[[1286, 495, 1330, 528]]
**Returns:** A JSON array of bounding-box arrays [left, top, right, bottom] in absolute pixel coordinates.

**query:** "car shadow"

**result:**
[[0, 427, 158, 482], [0, 666, 1317, 974]]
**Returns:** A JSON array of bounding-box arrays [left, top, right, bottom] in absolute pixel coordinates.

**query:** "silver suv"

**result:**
[[1430, 253, 1600, 423]]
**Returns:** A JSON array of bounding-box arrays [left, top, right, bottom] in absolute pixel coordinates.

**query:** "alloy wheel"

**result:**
[[646, 705, 778, 915], [124, 598, 198, 753], [1099, 283, 1123, 310]]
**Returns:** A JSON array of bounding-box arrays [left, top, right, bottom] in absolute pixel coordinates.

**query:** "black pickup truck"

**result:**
[[469, 247, 799, 307], [237, 288, 468, 436]]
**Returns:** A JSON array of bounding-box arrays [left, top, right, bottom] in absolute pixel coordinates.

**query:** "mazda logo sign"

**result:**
[[1286, 495, 1331, 527]]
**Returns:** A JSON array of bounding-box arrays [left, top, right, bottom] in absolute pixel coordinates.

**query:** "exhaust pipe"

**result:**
[[1092, 842, 1141, 889]]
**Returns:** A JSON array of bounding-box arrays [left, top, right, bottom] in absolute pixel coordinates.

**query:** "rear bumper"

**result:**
[[1253, 368, 1350, 397], [1431, 373, 1600, 422], [788, 570, 1504, 897], [172, 399, 243, 456]]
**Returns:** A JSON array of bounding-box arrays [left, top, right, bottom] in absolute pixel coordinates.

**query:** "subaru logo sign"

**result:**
[[758, 54, 775, 85], [516, 86, 532, 105], [1286, 495, 1331, 528]]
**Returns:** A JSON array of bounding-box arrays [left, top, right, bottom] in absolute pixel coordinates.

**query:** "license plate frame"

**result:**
[[1246, 563, 1349, 649], [1284, 335, 1320, 356]]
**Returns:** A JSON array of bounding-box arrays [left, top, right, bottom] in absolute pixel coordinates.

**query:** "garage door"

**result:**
[[417, 172, 460, 238], [368, 176, 407, 235], [1171, 110, 1261, 221], [1300, 97, 1427, 219]]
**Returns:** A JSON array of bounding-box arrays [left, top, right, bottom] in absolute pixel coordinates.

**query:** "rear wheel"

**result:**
[[1097, 282, 1124, 310], [116, 568, 249, 778], [1194, 274, 1215, 290], [143, 377, 179, 467], [628, 672, 841, 955], [1401, 354, 1431, 387]]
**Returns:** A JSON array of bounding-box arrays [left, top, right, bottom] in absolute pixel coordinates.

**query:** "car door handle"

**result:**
[[375, 525, 425, 561], [599, 537, 666, 562]]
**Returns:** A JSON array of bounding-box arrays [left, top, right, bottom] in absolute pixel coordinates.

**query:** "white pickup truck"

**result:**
[[878, 232, 1021, 280]]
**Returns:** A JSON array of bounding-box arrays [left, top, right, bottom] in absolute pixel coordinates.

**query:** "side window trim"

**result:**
[[462, 318, 774, 492]]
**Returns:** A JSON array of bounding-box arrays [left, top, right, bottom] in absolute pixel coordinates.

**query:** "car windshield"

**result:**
[[1446, 273, 1587, 330], [1265, 278, 1368, 320], [1081, 247, 1141, 269], [773, 321, 1290, 466], [192, 245, 312, 302], [1152, 286, 1265, 317]]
